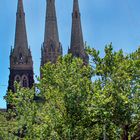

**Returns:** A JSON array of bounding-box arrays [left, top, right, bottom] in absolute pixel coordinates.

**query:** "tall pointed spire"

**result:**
[[17, 0, 24, 14], [69, 0, 88, 64], [11, 0, 32, 67], [41, 0, 62, 67], [44, 0, 59, 43], [8, 0, 34, 97], [14, 0, 28, 52], [73, 0, 80, 16]]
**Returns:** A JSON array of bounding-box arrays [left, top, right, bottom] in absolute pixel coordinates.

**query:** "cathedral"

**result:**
[[8, 0, 88, 94]]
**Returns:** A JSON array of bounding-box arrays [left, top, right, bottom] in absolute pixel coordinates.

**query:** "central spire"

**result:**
[[69, 0, 89, 64], [41, 0, 62, 67], [44, 0, 59, 43]]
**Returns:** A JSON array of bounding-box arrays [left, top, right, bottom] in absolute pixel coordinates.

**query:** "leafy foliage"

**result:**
[[0, 45, 140, 139]]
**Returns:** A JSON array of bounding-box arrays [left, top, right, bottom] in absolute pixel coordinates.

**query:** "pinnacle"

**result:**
[[73, 0, 80, 13], [17, 0, 24, 14]]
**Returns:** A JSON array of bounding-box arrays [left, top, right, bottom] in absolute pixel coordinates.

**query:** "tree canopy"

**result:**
[[0, 44, 140, 140]]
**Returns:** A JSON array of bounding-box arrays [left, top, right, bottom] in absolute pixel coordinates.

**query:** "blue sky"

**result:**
[[0, 0, 140, 108]]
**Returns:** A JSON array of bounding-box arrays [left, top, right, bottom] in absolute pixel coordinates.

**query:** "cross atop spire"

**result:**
[[44, 0, 59, 43], [69, 0, 89, 64]]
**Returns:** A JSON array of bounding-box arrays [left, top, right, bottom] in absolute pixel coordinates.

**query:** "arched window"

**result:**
[[48, 44, 54, 52], [14, 75, 21, 83], [22, 75, 29, 88], [14, 75, 21, 92], [25, 57, 28, 64], [19, 53, 23, 60], [51, 44, 55, 52], [14, 57, 17, 64], [19, 53, 24, 64]]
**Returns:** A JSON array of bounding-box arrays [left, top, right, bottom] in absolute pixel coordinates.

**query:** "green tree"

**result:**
[[4, 55, 93, 139], [1, 45, 140, 140], [87, 44, 140, 139]]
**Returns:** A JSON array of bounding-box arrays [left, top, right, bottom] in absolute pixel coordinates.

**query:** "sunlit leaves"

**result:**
[[1, 46, 140, 139]]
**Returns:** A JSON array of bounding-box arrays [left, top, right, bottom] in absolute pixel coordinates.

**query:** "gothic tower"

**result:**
[[41, 0, 62, 67], [8, 0, 34, 92], [69, 0, 89, 64]]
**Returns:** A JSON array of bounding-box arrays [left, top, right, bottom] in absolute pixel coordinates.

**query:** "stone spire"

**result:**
[[8, 0, 34, 96], [10, 0, 33, 69], [44, 0, 59, 43], [14, 0, 28, 53], [69, 0, 89, 64], [41, 0, 62, 66]]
